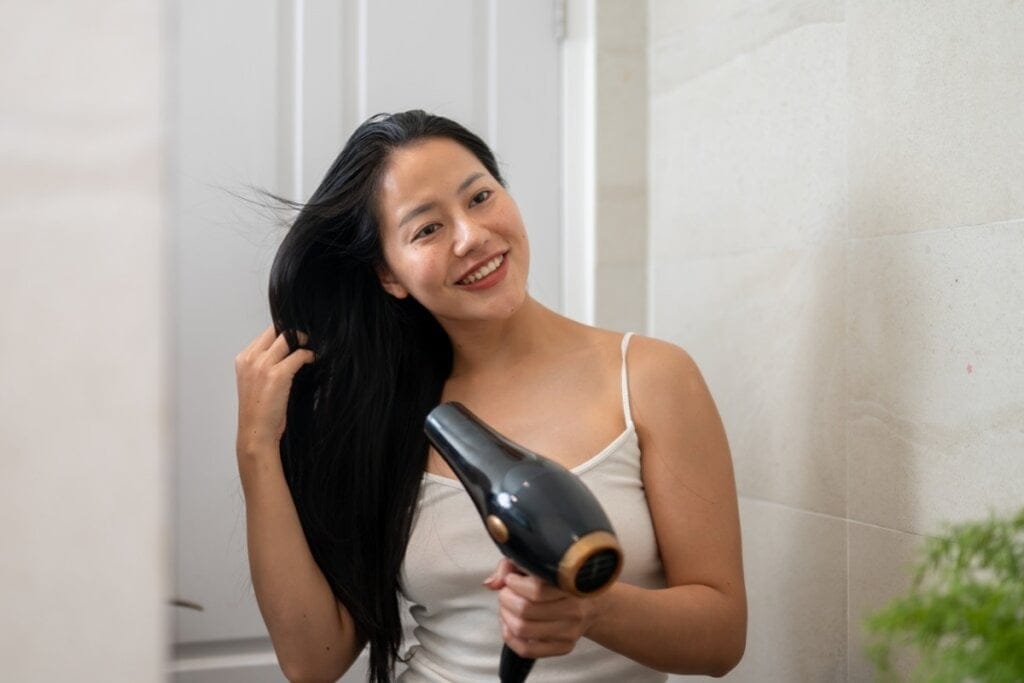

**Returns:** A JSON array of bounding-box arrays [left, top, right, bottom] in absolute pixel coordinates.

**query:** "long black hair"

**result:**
[[268, 110, 506, 682]]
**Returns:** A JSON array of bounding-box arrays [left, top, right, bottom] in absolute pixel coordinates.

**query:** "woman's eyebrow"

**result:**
[[398, 172, 486, 229], [456, 171, 485, 195]]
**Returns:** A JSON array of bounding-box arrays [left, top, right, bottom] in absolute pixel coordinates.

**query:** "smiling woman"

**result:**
[[375, 138, 530, 323], [234, 110, 746, 683]]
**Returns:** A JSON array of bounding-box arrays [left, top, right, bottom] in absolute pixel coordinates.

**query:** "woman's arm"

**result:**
[[491, 336, 746, 676], [588, 336, 746, 675], [235, 326, 365, 683]]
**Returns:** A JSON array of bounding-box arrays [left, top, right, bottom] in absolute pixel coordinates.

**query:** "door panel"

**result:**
[[171, 1, 561, 679]]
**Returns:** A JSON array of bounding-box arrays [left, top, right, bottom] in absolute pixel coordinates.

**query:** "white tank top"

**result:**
[[398, 332, 668, 682]]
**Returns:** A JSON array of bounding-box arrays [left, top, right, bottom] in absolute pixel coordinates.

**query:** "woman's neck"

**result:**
[[440, 296, 578, 379]]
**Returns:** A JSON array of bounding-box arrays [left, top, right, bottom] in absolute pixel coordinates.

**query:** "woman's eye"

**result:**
[[414, 223, 441, 240], [471, 190, 492, 206]]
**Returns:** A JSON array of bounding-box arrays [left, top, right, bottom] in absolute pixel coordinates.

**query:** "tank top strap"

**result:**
[[620, 332, 635, 428]]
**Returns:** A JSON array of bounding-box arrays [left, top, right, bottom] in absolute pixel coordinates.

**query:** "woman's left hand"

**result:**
[[483, 558, 608, 659]]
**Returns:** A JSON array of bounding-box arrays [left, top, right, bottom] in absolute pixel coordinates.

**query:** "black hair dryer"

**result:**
[[424, 402, 624, 683]]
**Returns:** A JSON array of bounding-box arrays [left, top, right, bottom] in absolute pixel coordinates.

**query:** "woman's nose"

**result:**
[[451, 215, 490, 257]]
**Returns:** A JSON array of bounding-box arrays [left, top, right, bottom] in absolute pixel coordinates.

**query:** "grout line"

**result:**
[[846, 517, 932, 538], [844, 212, 851, 683], [647, 215, 1024, 266], [648, 19, 845, 53], [845, 509, 851, 683], [847, 216, 1024, 243], [649, 236, 848, 263], [738, 495, 931, 538], [647, 21, 846, 94], [739, 495, 848, 524]]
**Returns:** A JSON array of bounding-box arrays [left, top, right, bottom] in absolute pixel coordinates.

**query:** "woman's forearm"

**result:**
[[585, 581, 746, 677], [239, 448, 363, 682]]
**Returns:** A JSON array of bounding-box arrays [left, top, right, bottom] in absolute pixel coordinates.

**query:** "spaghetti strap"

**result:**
[[620, 332, 635, 428]]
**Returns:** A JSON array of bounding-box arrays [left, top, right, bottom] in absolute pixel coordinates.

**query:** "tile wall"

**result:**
[[595, 0, 649, 333], [647, 1, 1024, 680]]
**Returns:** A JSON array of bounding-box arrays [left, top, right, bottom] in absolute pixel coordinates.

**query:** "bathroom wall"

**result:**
[[0, 2, 168, 681], [647, 1, 1024, 680], [594, 0, 648, 333]]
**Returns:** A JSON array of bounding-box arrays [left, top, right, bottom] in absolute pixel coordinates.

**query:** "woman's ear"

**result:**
[[376, 263, 409, 299]]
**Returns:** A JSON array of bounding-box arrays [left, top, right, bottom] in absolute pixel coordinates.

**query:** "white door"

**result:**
[[170, 1, 562, 680]]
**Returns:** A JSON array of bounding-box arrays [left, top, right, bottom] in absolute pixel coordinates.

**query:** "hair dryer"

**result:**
[[424, 402, 624, 683]]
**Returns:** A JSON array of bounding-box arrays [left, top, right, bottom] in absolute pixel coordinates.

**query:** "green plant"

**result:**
[[864, 506, 1024, 682]]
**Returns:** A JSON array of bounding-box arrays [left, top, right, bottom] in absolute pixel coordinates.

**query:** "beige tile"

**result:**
[[594, 262, 647, 334], [650, 22, 847, 259], [848, 1, 1024, 237], [848, 522, 923, 683], [651, 244, 847, 516], [597, 48, 647, 190], [650, 0, 842, 93], [847, 221, 1024, 535], [722, 499, 847, 682], [597, 185, 647, 265], [597, 0, 647, 51]]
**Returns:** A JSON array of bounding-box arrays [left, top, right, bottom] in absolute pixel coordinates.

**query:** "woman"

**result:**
[[235, 110, 746, 683]]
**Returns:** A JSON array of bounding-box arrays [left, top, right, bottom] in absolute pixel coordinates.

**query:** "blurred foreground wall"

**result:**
[[0, 2, 168, 681]]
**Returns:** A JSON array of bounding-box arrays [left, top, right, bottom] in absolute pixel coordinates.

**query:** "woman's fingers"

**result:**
[[489, 562, 591, 659], [484, 557, 521, 590], [238, 324, 276, 360], [278, 348, 316, 376], [264, 333, 293, 363], [234, 326, 314, 455], [502, 572, 565, 603], [500, 617, 578, 658], [253, 329, 313, 365], [499, 584, 571, 621]]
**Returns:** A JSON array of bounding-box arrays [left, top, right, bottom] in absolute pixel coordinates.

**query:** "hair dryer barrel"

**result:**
[[424, 402, 623, 596]]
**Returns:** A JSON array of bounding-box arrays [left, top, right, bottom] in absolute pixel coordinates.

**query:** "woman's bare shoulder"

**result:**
[[626, 334, 699, 377], [623, 335, 708, 419]]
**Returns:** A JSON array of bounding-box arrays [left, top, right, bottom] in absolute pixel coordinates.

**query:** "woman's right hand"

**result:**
[[234, 324, 316, 457]]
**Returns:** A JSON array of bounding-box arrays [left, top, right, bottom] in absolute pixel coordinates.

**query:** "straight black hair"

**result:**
[[268, 110, 505, 682]]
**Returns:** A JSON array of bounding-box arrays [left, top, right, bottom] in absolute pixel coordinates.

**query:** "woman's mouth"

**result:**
[[456, 253, 507, 288]]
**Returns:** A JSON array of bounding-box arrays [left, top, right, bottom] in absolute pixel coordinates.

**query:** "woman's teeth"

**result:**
[[458, 254, 504, 284]]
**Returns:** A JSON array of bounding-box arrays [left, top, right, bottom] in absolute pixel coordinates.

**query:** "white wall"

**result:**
[[0, 2, 168, 681], [648, 1, 1024, 680]]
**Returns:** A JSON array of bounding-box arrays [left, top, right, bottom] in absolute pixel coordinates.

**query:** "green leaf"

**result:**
[[864, 506, 1024, 681]]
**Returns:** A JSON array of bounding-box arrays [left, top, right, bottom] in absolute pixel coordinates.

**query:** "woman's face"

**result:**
[[375, 137, 530, 325]]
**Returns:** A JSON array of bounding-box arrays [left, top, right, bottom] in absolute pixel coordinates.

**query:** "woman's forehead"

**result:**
[[383, 140, 483, 193], [378, 138, 489, 219]]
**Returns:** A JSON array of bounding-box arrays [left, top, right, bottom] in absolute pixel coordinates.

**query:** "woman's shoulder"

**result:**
[[624, 333, 697, 372], [564, 324, 699, 373], [621, 333, 706, 410], [565, 325, 703, 393]]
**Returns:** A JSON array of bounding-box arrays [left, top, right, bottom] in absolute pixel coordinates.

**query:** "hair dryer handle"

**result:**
[[500, 645, 535, 683]]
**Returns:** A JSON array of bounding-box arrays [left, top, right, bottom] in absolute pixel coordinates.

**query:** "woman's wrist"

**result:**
[[235, 431, 281, 460], [236, 441, 285, 487], [582, 579, 620, 638]]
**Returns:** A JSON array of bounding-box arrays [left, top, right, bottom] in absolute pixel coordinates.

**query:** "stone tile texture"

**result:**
[[848, 1, 1024, 237], [651, 244, 847, 517], [648, 0, 1024, 680]]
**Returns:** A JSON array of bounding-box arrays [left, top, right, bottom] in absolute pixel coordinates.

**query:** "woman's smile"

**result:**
[[455, 251, 508, 289]]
